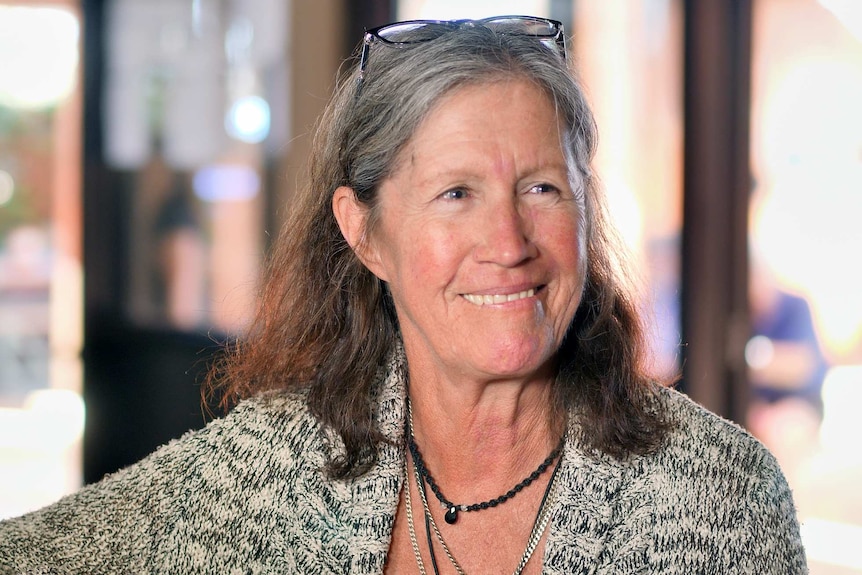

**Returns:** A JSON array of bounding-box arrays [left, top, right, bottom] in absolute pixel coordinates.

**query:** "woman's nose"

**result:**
[[474, 198, 537, 266]]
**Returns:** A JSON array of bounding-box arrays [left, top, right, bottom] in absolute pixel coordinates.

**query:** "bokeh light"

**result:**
[[0, 6, 79, 109]]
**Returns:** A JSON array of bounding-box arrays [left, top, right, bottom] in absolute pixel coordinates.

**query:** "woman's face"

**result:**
[[366, 79, 586, 383]]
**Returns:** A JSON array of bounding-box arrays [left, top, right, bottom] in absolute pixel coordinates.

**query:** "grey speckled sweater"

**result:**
[[0, 349, 807, 574]]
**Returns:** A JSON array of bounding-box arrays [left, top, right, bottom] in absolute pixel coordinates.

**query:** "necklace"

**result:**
[[406, 401, 564, 525], [403, 462, 427, 575], [405, 438, 563, 575]]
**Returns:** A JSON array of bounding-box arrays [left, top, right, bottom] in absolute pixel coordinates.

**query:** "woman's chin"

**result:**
[[466, 340, 557, 382]]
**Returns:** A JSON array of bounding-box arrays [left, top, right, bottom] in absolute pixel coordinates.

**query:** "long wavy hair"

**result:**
[[208, 24, 671, 478]]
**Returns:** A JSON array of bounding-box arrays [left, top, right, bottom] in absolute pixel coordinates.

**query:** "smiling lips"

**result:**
[[462, 288, 537, 306]]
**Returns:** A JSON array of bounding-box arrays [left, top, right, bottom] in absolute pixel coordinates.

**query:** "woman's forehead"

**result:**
[[393, 78, 568, 166]]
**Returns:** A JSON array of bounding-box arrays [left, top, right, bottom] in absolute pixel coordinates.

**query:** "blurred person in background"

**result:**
[[0, 16, 807, 573], [747, 257, 828, 470]]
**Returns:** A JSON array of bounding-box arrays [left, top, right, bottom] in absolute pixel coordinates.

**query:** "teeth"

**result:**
[[463, 289, 535, 306]]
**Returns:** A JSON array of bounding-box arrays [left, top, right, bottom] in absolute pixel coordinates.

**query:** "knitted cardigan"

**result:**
[[0, 350, 807, 574]]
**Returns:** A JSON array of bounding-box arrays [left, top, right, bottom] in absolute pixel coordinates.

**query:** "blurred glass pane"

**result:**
[[572, 0, 685, 380], [749, 0, 862, 571], [104, 0, 288, 334], [0, 2, 83, 519]]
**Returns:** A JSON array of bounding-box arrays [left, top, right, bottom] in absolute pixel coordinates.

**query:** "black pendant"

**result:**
[[444, 506, 458, 524]]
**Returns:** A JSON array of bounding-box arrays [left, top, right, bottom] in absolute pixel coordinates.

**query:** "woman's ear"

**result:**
[[332, 186, 387, 280]]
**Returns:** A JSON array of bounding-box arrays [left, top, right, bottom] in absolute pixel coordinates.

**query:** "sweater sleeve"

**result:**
[[0, 452, 166, 574], [619, 387, 810, 575], [737, 453, 809, 574], [0, 395, 334, 575], [0, 400, 260, 574]]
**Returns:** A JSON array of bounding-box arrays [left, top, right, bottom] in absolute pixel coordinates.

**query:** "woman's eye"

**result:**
[[528, 183, 558, 195], [441, 188, 469, 200]]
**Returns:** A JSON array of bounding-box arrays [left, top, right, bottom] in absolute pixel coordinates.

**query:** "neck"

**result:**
[[406, 368, 563, 500]]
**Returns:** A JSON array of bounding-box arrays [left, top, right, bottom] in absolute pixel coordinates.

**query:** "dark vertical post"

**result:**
[[681, 0, 753, 422], [345, 0, 394, 55], [549, 0, 575, 35]]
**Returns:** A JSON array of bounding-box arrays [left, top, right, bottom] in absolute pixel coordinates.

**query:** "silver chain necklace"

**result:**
[[403, 462, 428, 575]]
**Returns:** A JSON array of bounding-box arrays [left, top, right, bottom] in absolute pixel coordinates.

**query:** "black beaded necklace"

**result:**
[[406, 426, 565, 525]]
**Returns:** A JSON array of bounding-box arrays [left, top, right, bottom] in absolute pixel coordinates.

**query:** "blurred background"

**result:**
[[0, 0, 859, 571]]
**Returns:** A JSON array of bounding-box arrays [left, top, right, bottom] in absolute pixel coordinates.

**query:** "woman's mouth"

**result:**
[[461, 286, 543, 306]]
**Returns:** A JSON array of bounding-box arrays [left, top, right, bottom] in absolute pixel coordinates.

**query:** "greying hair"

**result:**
[[209, 24, 669, 478]]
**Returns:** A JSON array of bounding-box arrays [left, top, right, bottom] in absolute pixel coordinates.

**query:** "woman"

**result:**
[[0, 16, 806, 574]]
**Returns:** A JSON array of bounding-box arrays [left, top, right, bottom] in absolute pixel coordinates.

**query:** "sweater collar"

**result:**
[[373, 340, 409, 445]]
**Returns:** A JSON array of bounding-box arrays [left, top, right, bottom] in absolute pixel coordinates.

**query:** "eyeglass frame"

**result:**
[[357, 15, 568, 82]]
